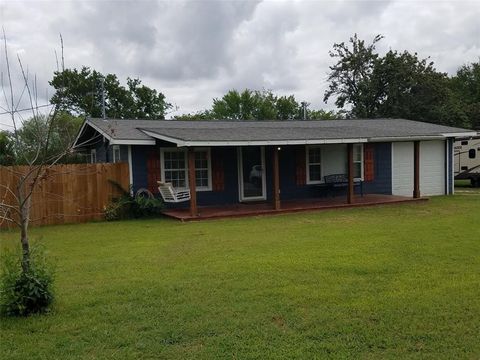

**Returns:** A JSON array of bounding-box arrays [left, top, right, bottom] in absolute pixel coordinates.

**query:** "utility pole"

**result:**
[[301, 101, 308, 120], [100, 77, 106, 119]]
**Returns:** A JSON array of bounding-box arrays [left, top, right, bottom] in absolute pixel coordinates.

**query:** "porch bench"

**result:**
[[323, 174, 363, 197]]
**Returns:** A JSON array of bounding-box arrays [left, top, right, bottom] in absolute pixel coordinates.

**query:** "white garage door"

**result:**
[[420, 140, 445, 196], [392, 142, 414, 197]]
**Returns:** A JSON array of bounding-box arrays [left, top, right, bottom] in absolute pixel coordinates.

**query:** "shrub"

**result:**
[[105, 182, 164, 221], [104, 194, 132, 221], [0, 246, 55, 316]]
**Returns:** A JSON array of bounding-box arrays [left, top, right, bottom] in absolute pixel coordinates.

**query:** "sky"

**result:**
[[0, 0, 479, 129]]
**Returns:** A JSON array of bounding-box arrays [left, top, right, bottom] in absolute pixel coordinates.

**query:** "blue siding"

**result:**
[[277, 146, 322, 200], [130, 142, 394, 208], [132, 145, 241, 208], [131, 145, 153, 192], [363, 142, 392, 195], [91, 141, 128, 164], [276, 143, 393, 200], [197, 147, 239, 206], [93, 140, 109, 162]]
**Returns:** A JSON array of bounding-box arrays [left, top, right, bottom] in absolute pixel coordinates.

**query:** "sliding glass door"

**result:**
[[238, 146, 266, 201]]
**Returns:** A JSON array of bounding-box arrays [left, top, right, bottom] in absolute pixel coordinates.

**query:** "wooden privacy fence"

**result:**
[[0, 163, 129, 229]]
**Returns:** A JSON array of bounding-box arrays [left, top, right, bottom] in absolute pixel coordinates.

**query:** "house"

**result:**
[[74, 118, 476, 219]]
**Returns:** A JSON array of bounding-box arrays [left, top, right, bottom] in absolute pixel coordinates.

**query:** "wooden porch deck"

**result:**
[[162, 194, 428, 221]]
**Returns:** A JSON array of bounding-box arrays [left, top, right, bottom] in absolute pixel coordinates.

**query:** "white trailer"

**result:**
[[454, 135, 480, 187]]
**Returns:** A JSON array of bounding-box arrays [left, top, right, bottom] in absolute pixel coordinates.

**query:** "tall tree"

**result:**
[[373, 50, 469, 127], [276, 95, 301, 120], [49, 67, 172, 119], [324, 34, 473, 128], [176, 89, 342, 121], [450, 61, 480, 129], [324, 34, 384, 118], [211, 89, 277, 120]]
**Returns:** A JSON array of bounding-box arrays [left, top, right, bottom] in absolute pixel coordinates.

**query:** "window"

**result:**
[[469, 149, 476, 159], [163, 149, 187, 188], [90, 149, 96, 163], [161, 148, 211, 190], [112, 145, 121, 163], [306, 146, 322, 183], [461, 140, 469, 146], [194, 149, 211, 189], [353, 144, 364, 179]]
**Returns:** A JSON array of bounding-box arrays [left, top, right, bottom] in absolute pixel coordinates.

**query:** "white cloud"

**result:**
[[1, 0, 479, 129]]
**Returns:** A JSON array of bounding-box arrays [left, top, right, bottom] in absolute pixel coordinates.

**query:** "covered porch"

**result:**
[[161, 140, 424, 220], [162, 194, 427, 221]]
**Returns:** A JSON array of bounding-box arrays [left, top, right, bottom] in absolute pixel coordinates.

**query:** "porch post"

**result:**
[[272, 146, 280, 210], [347, 143, 354, 204], [188, 148, 198, 217], [413, 140, 420, 198]]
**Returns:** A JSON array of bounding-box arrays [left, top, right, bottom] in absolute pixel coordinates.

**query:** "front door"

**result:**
[[238, 146, 266, 201]]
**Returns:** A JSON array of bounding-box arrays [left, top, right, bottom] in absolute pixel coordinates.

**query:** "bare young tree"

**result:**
[[0, 31, 92, 272]]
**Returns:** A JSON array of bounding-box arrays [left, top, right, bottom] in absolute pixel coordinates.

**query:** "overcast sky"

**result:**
[[1, 0, 479, 129]]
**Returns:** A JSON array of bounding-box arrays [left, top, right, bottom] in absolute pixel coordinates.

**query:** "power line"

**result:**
[[0, 103, 52, 116]]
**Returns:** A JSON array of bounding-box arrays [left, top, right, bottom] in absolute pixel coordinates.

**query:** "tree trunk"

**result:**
[[17, 178, 31, 273]]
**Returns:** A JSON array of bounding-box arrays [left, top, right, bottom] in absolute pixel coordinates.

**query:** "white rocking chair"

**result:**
[[157, 181, 191, 203]]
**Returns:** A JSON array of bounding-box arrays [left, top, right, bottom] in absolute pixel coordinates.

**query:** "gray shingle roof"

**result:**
[[82, 117, 476, 146]]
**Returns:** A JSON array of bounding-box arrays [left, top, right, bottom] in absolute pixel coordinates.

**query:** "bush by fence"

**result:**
[[0, 163, 129, 229]]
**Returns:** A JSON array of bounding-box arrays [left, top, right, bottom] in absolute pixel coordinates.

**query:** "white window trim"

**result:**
[[193, 147, 212, 192], [112, 145, 121, 163], [306, 144, 364, 184], [306, 145, 323, 184], [237, 146, 267, 202], [353, 144, 364, 181], [90, 149, 97, 164], [160, 147, 212, 192]]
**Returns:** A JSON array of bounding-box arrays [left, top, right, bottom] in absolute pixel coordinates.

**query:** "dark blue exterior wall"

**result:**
[[197, 147, 239, 206], [93, 140, 109, 162], [274, 143, 393, 200], [131, 145, 241, 208], [277, 146, 321, 200], [130, 142, 394, 208], [131, 145, 153, 192], [92, 141, 128, 163], [363, 142, 392, 195]]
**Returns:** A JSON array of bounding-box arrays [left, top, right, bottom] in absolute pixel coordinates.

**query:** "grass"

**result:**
[[1, 190, 480, 359]]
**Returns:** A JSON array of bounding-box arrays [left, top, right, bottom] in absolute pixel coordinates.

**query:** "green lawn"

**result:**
[[1, 191, 480, 359]]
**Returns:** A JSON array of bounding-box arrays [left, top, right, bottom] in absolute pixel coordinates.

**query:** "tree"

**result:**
[[324, 34, 473, 128], [324, 33, 384, 118], [308, 109, 341, 120], [0, 131, 14, 165], [205, 89, 337, 120], [211, 89, 277, 120], [450, 61, 480, 129], [176, 89, 341, 121], [0, 33, 96, 315], [373, 50, 469, 127], [49, 67, 172, 119], [12, 112, 84, 164], [174, 110, 213, 121], [276, 95, 301, 120]]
